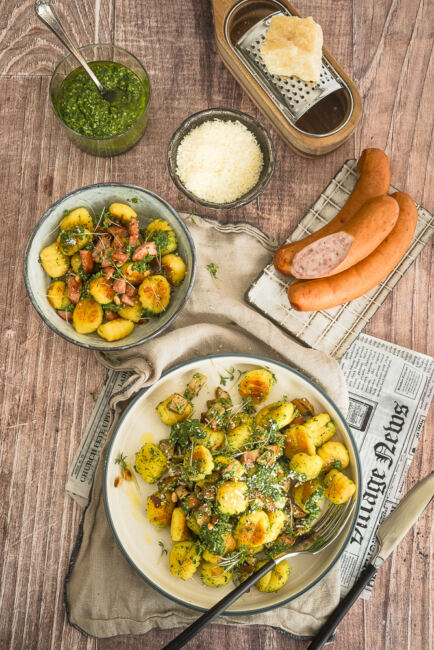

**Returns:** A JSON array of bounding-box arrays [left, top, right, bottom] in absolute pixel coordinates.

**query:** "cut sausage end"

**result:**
[[291, 232, 354, 279]]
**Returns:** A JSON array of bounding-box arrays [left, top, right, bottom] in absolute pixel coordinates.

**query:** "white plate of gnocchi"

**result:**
[[103, 354, 361, 614]]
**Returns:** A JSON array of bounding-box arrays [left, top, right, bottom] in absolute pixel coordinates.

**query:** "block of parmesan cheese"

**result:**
[[261, 15, 323, 84]]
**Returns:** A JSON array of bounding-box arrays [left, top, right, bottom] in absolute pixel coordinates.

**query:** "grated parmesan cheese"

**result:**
[[176, 119, 264, 204]]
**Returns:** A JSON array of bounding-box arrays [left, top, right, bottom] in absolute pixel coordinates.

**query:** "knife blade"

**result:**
[[307, 471, 434, 650], [373, 471, 434, 567]]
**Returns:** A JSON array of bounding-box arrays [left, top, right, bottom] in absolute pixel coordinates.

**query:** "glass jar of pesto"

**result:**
[[50, 44, 151, 157]]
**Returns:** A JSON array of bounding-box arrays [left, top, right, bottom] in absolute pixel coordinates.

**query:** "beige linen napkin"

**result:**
[[65, 215, 348, 639]]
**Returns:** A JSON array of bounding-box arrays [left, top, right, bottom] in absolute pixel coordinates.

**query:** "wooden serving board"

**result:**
[[210, 0, 363, 157], [246, 159, 434, 358]]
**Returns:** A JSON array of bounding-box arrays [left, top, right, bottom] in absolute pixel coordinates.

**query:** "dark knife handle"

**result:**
[[307, 563, 378, 650]]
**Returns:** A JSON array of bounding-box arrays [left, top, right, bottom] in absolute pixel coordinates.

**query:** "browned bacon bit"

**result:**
[[132, 241, 157, 261], [291, 416, 304, 426], [125, 283, 137, 297], [264, 496, 276, 512], [57, 310, 72, 321], [138, 317, 148, 324], [112, 251, 129, 263], [112, 234, 124, 250], [167, 394, 189, 414], [114, 476, 122, 487], [79, 249, 94, 273], [103, 266, 115, 279], [171, 492, 178, 503], [196, 511, 210, 527], [108, 225, 128, 238], [129, 217, 139, 246], [105, 311, 118, 321], [113, 278, 126, 294], [186, 494, 199, 510], [276, 534, 296, 548], [121, 294, 135, 306], [101, 253, 114, 267], [292, 504, 306, 518], [92, 235, 110, 259], [240, 449, 260, 465], [151, 494, 161, 508], [175, 485, 189, 499], [266, 445, 281, 455], [67, 275, 82, 304]]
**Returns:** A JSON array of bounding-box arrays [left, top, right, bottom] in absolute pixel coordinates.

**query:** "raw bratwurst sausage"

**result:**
[[288, 192, 417, 312], [291, 195, 399, 279], [274, 148, 391, 277]]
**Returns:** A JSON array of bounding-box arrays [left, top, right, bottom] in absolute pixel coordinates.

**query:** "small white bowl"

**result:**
[[103, 354, 361, 615], [23, 183, 196, 350]]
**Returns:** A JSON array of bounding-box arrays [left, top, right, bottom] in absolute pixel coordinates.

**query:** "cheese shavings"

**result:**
[[176, 119, 264, 204]]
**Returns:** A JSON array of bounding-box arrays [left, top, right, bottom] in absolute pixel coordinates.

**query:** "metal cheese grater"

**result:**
[[236, 11, 348, 131], [211, 0, 362, 155]]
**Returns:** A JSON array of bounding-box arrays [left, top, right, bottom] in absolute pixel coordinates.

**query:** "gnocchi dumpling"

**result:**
[[161, 253, 186, 286], [235, 510, 270, 549], [317, 441, 349, 471], [324, 469, 356, 504], [170, 507, 191, 542], [138, 275, 171, 314], [169, 541, 201, 580], [201, 562, 232, 587], [255, 401, 296, 429], [238, 368, 275, 403], [59, 207, 93, 232], [72, 297, 103, 334], [146, 490, 175, 528], [289, 452, 324, 480], [216, 481, 248, 515], [97, 318, 134, 341], [156, 393, 193, 425], [40, 242, 70, 278], [47, 280, 71, 310], [135, 443, 167, 483], [109, 202, 137, 224], [256, 560, 290, 592], [145, 219, 177, 255]]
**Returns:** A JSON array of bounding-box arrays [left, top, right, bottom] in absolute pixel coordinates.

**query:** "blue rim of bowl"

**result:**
[[49, 44, 152, 142], [23, 183, 197, 351], [103, 352, 362, 615], [167, 108, 275, 210]]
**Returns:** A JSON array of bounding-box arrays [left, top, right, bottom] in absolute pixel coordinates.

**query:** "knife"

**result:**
[[307, 471, 434, 650]]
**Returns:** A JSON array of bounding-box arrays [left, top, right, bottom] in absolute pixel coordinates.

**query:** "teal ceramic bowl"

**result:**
[[23, 183, 196, 350]]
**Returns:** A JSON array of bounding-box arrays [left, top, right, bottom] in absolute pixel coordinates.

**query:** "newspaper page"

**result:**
[[66, 334, 433, 596], [339, 333, 433, 598]]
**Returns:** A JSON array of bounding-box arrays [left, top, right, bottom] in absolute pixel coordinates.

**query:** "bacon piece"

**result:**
[[103, 266, 115, 279], [167, 393, 189, 414], [112, 234, 124, 250], [112, 251, 129, 263], [113, 278, 126, 294], [57, 310, 72, 321], [104, 311, 118, 321], [132, 241, 157, 261], [240, 449, 260, 465], [186, 495, 199, 510], [79, 249, 94, 274], [129, 217, 139, 247], [67, 276, 82, 304], [92, 235, 110, 260], [101, 253, 114, 267], [108, 225, 128, 238], [125, 283, 137, 297], [121, 294, 135, 306]]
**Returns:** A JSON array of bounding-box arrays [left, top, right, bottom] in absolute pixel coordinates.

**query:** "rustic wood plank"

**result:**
[[0, 0, 432, 649], [0, 0, 115, 75]]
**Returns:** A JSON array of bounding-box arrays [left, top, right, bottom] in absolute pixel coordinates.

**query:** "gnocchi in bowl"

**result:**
[[104, 354, 361, 615], [24, 184, 196, 349]]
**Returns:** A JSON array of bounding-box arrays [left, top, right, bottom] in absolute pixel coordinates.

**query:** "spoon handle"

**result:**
[[35, 2, 104, 93]]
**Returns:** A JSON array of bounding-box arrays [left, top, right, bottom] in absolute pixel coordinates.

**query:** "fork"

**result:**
[[163, 499, 355, 650]]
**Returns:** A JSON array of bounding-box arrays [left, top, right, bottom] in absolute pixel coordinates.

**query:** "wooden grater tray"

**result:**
[[246, 159, 434, 358], [210, 0, 363, 157]]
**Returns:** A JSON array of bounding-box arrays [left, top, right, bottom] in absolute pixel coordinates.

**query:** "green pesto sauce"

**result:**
[[56, 61, 147, 137]]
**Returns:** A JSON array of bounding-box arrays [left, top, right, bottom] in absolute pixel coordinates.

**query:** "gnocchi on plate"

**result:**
[[113, 367, 356, 592]]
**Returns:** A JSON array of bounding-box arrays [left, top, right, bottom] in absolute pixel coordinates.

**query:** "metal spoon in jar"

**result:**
[[35, 1, 123, 105]]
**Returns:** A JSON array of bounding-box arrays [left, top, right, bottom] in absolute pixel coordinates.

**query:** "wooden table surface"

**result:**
[[0, 0, 432, 648]]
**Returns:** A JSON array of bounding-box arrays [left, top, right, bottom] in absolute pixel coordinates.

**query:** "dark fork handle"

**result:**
[[307, 563, 377, 650], [162, 558, 277, 650]]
